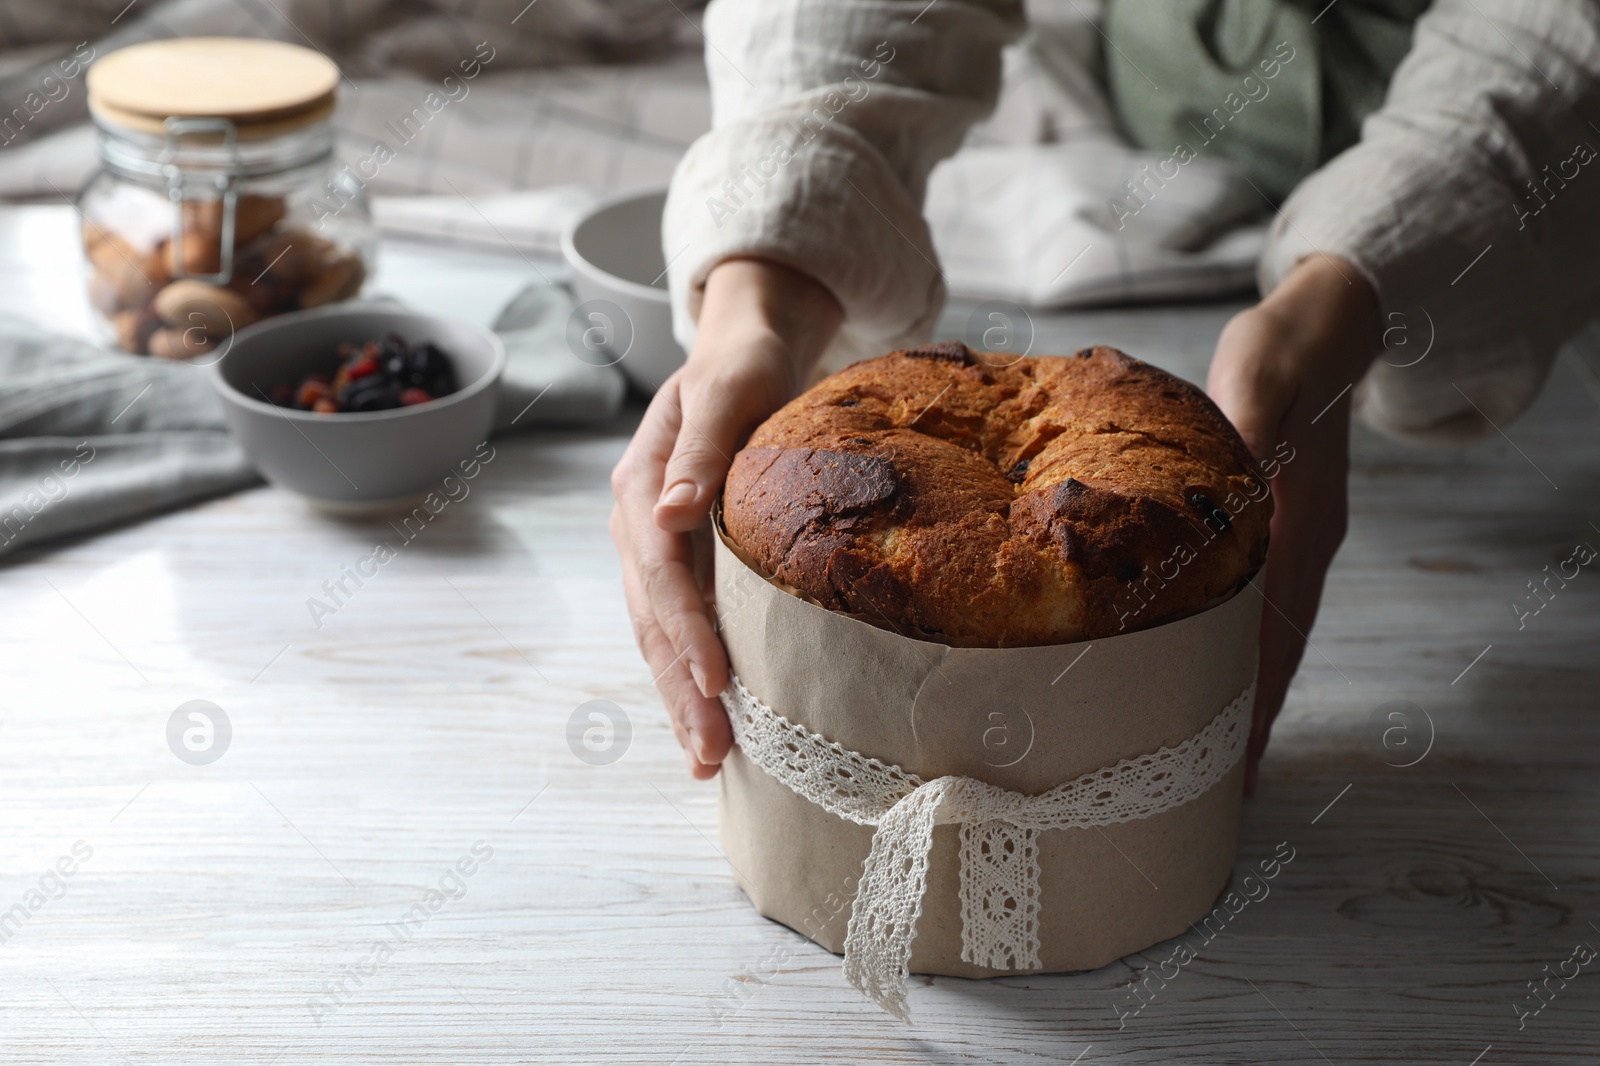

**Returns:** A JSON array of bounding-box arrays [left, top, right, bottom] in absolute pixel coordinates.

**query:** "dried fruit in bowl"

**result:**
[[270, 334, 459, 414]]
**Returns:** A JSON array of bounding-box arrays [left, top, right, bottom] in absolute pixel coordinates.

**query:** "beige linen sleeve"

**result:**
[[1256, 0, 1600, 444], [662, 0, 1027, 363]]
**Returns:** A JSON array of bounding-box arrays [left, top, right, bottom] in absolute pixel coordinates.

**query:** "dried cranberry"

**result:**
[[399, 387, 433, 406]]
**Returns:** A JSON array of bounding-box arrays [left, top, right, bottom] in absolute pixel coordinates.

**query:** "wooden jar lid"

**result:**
[[88, 37, 340, 138]]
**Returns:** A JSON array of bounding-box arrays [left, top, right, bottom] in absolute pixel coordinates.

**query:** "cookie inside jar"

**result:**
[[80, 37, 374, 357]]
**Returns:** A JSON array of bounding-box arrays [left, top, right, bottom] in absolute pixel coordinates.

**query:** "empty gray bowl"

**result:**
[[562, 187, 686, 393], [211, 304, 505, 511]]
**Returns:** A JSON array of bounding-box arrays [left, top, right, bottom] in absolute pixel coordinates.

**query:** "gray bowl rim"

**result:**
[[560, 186, 672, 305], [209, 303, 507, 424]]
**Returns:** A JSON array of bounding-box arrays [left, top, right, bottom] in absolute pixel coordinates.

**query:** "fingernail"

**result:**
[[659, 481, 697, 508], [683, 746, 699, 773], [689, 658, 709, 697]]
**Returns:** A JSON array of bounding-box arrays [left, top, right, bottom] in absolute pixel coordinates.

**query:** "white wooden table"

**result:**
[[2, 206, 1599, 1064]]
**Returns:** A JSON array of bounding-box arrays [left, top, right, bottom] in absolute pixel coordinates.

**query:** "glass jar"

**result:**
[[78, 38, 374, 357]]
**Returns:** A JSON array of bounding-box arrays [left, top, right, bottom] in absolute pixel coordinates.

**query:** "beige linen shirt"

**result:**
[[662, 0, 1600, 443]]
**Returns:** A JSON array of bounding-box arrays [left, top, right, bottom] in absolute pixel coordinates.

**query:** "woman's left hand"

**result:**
[[1206, 254, 1381, 795]]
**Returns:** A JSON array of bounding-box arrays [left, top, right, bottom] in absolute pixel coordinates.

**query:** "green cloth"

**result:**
[[1105, 0, 1429, 202]]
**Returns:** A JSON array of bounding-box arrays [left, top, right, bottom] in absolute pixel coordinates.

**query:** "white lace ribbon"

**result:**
[[720, 675, 1254, 1020]]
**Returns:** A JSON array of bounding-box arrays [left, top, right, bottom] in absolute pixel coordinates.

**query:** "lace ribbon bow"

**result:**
[[719, 675, 1254, 1020]]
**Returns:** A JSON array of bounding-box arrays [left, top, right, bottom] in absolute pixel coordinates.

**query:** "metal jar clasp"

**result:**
[[160, 116, 242, 284]]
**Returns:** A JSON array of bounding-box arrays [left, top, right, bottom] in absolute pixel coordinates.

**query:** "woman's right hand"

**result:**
[[610, 257, 842, 779]]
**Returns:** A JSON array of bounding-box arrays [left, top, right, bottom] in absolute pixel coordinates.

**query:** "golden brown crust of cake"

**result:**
[[721, 342, 1272, 646]]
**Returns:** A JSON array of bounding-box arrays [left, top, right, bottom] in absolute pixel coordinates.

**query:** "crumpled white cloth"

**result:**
[[921, 1, 1267, 310], [720, 672, 1254, 1020], [924, 143, 1265, 308]]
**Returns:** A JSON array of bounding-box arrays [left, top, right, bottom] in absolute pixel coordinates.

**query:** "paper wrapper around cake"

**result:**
[[713, 526, 1262, 978]]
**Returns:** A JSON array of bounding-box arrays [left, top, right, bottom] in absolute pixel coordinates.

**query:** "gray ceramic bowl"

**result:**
[[211, 304, 505, 511], [561, 187, 685, 393]]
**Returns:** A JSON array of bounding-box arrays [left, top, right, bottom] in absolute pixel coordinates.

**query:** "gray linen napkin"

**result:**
[[0, 283, 626, 560], [490, 282, 629, 427]]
